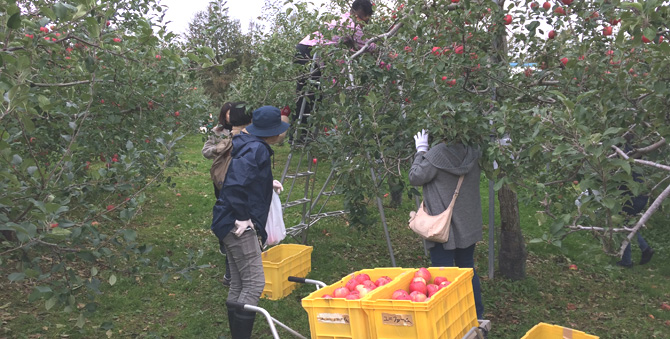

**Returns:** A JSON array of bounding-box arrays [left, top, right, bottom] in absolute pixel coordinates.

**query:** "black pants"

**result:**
[[293, 44, 322, 139]]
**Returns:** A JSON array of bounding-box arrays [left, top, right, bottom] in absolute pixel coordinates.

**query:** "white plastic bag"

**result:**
[[265, 191, 286, 246]]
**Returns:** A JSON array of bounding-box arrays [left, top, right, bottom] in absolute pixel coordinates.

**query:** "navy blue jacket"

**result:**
[[211, 133, 273, 243]]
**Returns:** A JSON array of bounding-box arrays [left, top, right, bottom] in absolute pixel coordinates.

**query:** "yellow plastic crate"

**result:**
[[521, 323, 599, 339], [362, 267, 478, 339], [301, 267, 414, 339], [261, 244, 313, 300]]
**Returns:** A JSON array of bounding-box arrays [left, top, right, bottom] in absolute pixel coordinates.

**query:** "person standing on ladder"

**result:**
[[292, 0, 376, 142]]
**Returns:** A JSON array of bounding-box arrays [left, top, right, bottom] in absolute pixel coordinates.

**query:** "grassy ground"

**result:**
[[2, 133, 669, 338]]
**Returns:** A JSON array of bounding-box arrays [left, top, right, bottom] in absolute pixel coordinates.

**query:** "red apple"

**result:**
[[412, 276, 426, 285], [106, 204, 114, 211], [438, 281, 451, 289], [560, 57, 568, 66], [642, 35, 651, 43], [392, 289, 409, 300], [174, 111, 180, 117], [451, 0, 459, 3], [50, 223, 59, 228], [441, 76, 448, 81], [345, 279, 358, 292], [426, 284, 440, 297], [447, 79, 456, 87], [415, 268, 432, 283], [354, 273, 371, 284], [561, 0, 573, 5], [409, 280, 427, 295], [375, 276, 392, 287], [454, 45, 464, 54], [548, 30, 556, 39], [355, 285, 373, 297], [346, 294, 360, 300], [322, 294, 333, 299], [312, 158, 317, 164], [432, 46, 442, 56], [503, 15, 512, 25], [554, 7, 565, 15], [524, 68, 532, 77], [530, 2, 539, 10], [433, 276, 449, 285], [333, 287, 350, 298], [603, 26, 612, 36], [413, 36, 418, 41], [363, 280, 377, 290], [542, 1, 550, 10], [409, 291, 428, 302]]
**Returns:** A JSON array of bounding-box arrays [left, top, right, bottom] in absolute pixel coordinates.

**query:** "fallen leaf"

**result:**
[[649, 314, 655, 319], [567, 303, 576, 311], [168, 293, 176, 296]]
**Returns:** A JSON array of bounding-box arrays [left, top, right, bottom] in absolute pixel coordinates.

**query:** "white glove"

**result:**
[[272, 180, 283, 194], [233, 219, 253, 237], [414, 129, 429, 153]]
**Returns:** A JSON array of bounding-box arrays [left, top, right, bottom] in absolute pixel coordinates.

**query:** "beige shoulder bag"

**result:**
[[408, 175, 465, 243]]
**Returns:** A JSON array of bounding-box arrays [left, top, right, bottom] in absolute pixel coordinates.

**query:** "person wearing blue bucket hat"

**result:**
[[211, 105, 288, 339]]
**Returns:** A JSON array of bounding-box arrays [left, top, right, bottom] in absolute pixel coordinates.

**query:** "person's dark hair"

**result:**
[[219, 102, 252, 130], [351, 0, 374, 17]]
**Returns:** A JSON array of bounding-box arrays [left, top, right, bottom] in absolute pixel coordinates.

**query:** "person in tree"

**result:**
[[202, 102, 252, 287], [292, 0, 376, 142], [211, 106, 287, 339], [408, 129, 485, 319]]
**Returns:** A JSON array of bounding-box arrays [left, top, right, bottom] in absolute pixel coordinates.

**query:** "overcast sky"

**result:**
[[158, 0, 330, 35]]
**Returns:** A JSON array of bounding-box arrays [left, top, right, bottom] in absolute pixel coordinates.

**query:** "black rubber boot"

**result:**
[[232, 310, 256, 339], [226, 307, 237, 338], [640, 247, 654, 265]]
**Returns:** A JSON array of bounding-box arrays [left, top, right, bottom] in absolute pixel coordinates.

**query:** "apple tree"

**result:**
[[228, 0, 669, 273], [1, 0, 214, 327]]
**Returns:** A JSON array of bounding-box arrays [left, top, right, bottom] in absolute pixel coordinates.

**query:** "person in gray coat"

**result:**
[[408, 129, 484, 319]]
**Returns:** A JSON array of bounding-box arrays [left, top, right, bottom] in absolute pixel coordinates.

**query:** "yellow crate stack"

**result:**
[[301, 267, 414, 339], [521, 323, 599, 339], [261, 244, 313, 300], [362, 267, 478, 339]]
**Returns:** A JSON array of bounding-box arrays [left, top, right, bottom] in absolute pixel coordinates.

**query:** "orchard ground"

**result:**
[[1, 134, 669, 338]]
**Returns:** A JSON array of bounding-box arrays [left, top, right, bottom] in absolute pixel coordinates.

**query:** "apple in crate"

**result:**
[[426, 284, 440, 297], [438, 281, 451, 289], [375, 276, 392, 287], [363, 280, 377, 290], [333, 287, 350, 298], [415, 267, 432, 283], [433, 276, 449, 285], [354, 273, 371, 284], [410, 291, 428, 302], [346, 293, 361, 300], [392, 289, 410, 300], [345, 278, 358, 292], [355, 285, 374, 297], [322, 294, 333, 299], [409, 278, 427, 295]]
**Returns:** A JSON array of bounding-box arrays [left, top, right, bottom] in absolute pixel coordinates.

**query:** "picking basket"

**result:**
[[521, 323, 599, 339], [362, 267, 478, 339], [261, 244, 313, 300], [301, 267, 414, 339]]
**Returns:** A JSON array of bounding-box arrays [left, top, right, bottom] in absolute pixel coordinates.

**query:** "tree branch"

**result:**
[[618, 182, 670, 257]]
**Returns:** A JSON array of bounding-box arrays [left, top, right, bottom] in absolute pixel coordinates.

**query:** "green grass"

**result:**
[[2, 133, 669, 338]]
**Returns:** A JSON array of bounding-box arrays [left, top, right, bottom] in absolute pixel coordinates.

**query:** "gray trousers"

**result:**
[[222, 229, 265, 306]]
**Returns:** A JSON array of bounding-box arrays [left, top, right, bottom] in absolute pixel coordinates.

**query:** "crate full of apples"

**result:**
[[390, 267, 452, 302], [301, 267, 414, 339], [362, 267, 478, 339]]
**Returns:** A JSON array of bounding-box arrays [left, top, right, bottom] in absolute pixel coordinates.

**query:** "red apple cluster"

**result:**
[[390, 268, 451, 302], [321, 273, 393, 300]]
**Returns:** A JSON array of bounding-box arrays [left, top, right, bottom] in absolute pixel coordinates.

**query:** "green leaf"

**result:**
[[108, 274, 117, 286], [41, 6, 56, 20], [529, 238, 544, 244], [75, 313, 85, 328], [84, 17, 99, 39], [642, 27, 656, 41], [53, 3, 72, 20], [122, 229, 137, 242], [8, 272, 26, 282], [72, 4, 88, 20], [45, 296, 57, 311], [7, 13, 21, 29]]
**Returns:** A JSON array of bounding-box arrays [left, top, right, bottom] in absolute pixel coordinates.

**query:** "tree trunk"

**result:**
[[498, 184, 527, 280]]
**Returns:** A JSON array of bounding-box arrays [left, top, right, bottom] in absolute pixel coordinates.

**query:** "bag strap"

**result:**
[[453, 175, 465, 198]]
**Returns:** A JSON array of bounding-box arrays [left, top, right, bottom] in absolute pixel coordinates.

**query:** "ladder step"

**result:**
[[282, 198, 311, 208], [284, 171, 314, 179], [310, 210, 347, 219], [321, 191, 339, 196]]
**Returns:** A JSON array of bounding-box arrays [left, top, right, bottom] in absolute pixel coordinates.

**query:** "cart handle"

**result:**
[[225, 300, 247, 310], [288, 276, 327, 289]]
